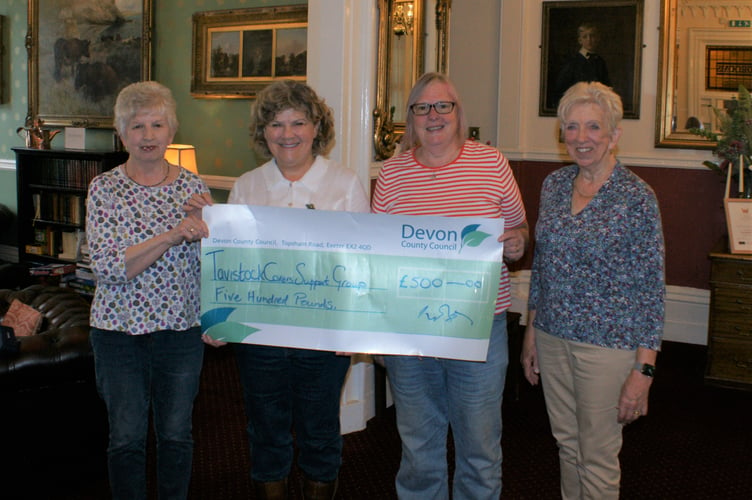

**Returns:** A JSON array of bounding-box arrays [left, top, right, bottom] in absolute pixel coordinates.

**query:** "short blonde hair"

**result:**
[[402, 72, 467, 151]]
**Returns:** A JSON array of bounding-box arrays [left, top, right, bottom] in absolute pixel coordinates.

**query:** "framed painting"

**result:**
[[539, 0, 643, 119], [191, 5, 308, 99], [0, 15, 4, 103], [25, 0, 152, 129]]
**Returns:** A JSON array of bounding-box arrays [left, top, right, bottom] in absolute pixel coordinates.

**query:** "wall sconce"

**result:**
[[392, 1, 414, 38], [164, 144, 198, 174]]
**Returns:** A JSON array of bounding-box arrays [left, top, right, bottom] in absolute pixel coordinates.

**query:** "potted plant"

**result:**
[[689, 85, 752, 199], [690, 85, 752, 253]]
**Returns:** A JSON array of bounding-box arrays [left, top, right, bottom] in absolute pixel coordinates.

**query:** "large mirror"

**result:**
[[656, 0, 752, 149], [373, 0, 450, 160]]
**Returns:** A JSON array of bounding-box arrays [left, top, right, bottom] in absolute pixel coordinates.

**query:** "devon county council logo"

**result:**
[[460, 224, 492, 252]]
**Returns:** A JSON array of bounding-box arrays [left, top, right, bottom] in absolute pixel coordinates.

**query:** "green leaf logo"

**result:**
[[460, 224, 491, 252]]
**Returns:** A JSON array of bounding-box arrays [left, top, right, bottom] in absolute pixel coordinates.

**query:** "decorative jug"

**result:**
[[17, 118, 61, 149]]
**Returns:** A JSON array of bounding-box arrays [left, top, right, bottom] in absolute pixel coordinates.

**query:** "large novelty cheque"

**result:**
[[201, 204, 504, 361]]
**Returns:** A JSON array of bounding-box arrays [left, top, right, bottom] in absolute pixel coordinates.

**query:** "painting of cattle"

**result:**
[[28, 0, 152, 128], [54, 38, 91, 81]]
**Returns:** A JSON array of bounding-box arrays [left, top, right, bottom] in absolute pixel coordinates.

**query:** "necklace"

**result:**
[[125, 160, 170, 187], [573, 172, 609, 198], [573, 182, 597, 198]]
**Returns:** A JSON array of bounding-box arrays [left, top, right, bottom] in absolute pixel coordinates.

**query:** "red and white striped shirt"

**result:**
[[372, 140, 526, 312]]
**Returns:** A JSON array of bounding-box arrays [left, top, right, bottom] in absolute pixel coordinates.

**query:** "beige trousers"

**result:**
[[535, 329, 634, 500]]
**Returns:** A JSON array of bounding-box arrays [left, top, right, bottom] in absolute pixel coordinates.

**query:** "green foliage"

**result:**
[[689, 85, 752, 177]]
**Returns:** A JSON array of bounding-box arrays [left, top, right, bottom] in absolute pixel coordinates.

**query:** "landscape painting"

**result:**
[[191, 5, 307, 99]]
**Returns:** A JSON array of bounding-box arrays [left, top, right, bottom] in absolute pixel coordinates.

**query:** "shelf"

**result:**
[[14, 148, 128, 268]]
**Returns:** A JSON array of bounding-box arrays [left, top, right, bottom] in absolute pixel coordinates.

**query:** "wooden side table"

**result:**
[[706, 240, 752, 389]]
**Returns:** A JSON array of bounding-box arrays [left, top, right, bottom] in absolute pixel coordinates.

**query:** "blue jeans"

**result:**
[[234, 344, 351, 483], [384, 313, 508, 500], [90, 327, 204, 500]]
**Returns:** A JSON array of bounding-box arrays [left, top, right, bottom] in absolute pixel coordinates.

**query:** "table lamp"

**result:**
[[164, 144, 198, 174]]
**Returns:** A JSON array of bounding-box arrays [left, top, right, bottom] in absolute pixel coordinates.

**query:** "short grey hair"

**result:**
[[557, 81, 623, 135], [113, 81, 178, 138]]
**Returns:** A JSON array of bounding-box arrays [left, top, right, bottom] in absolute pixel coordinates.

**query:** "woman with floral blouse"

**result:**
[[86, 81, 213, 500], [521, 81, 665, 500]]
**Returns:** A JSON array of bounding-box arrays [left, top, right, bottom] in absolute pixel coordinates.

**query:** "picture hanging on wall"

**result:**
[[26, 0, 153, 128], [539, 0, 644, 119], [0, 15, 5, 103], [191, 5, 308, 99]]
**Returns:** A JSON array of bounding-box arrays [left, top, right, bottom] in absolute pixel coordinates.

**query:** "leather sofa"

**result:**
[[0, 285, 93, 388], [0, 285, 108, 495]]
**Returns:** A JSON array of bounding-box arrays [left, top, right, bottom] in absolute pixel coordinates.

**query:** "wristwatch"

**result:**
[[633, 362, 655, 377]]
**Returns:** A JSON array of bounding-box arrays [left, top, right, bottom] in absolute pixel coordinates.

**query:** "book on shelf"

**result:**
[[25, 244, 44, 256], [58, 231, 79, 260], [66, 278, 96, 296], [29, 263, 77, 277], [74, 266, 96, 282], [31, 192, 84, 225]]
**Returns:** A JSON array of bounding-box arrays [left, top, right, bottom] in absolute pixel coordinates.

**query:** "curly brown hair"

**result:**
[[249, 80, 335, 158]]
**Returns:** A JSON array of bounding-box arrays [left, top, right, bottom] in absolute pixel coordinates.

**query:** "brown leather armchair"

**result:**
[[0, 285, 93, 389], [0, 285, 107, 494]]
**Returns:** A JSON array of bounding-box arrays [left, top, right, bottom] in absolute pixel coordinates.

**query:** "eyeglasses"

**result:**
[[410, 101, 456, 116]]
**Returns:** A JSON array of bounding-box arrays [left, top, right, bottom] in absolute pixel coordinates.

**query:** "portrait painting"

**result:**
[[539, 0, 644, 119], [27, 0, 152, 128]]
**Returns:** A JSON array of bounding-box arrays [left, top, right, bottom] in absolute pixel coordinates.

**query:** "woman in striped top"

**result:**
[[372, 72, 529, 500]]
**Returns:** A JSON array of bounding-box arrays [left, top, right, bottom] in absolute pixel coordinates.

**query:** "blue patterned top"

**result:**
[[86, 165, 209, 335], [528, 163, 665, 350]]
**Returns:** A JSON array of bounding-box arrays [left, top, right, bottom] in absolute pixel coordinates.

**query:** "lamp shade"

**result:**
[[164, 144, 198, 174]]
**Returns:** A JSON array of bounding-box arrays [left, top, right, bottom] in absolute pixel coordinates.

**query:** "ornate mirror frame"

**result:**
[[373, 0, 451, 160], [654, 0, 743, 149]]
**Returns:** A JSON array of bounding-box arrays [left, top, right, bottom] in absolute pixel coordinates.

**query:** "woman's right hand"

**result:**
[[202, 333, 227, 347], [521, 323, 540, 386]]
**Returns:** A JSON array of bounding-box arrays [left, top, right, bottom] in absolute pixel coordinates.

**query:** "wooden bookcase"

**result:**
[[13, 148, 128, 265]]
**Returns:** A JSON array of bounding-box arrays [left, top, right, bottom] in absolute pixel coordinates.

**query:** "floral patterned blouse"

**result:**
[[528, 163, 665, 350], [86, 165, 209, 335]]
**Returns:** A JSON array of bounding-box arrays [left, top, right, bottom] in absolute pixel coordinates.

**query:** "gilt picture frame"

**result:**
[[539, 0, 643, 119], [191, 5, 307, 99], [26, 0, 152, 129], [0, 15, 5, 103]]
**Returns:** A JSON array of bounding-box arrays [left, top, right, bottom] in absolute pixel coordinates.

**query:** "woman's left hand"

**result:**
[[617, 370, 653, 424], [183, 192, 213, 217], [499, 223, 529, 262], [176, 217, 209, 243]]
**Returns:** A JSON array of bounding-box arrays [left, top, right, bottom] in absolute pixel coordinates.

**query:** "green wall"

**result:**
[[0, 0, 306, 219]]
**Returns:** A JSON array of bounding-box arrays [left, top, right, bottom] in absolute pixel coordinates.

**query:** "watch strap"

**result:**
[[633, 362, 655, 377]]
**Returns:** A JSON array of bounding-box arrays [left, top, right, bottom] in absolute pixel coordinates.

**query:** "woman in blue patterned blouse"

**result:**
[[521, 81, 665, 500], [86, 81, 213, 500]]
